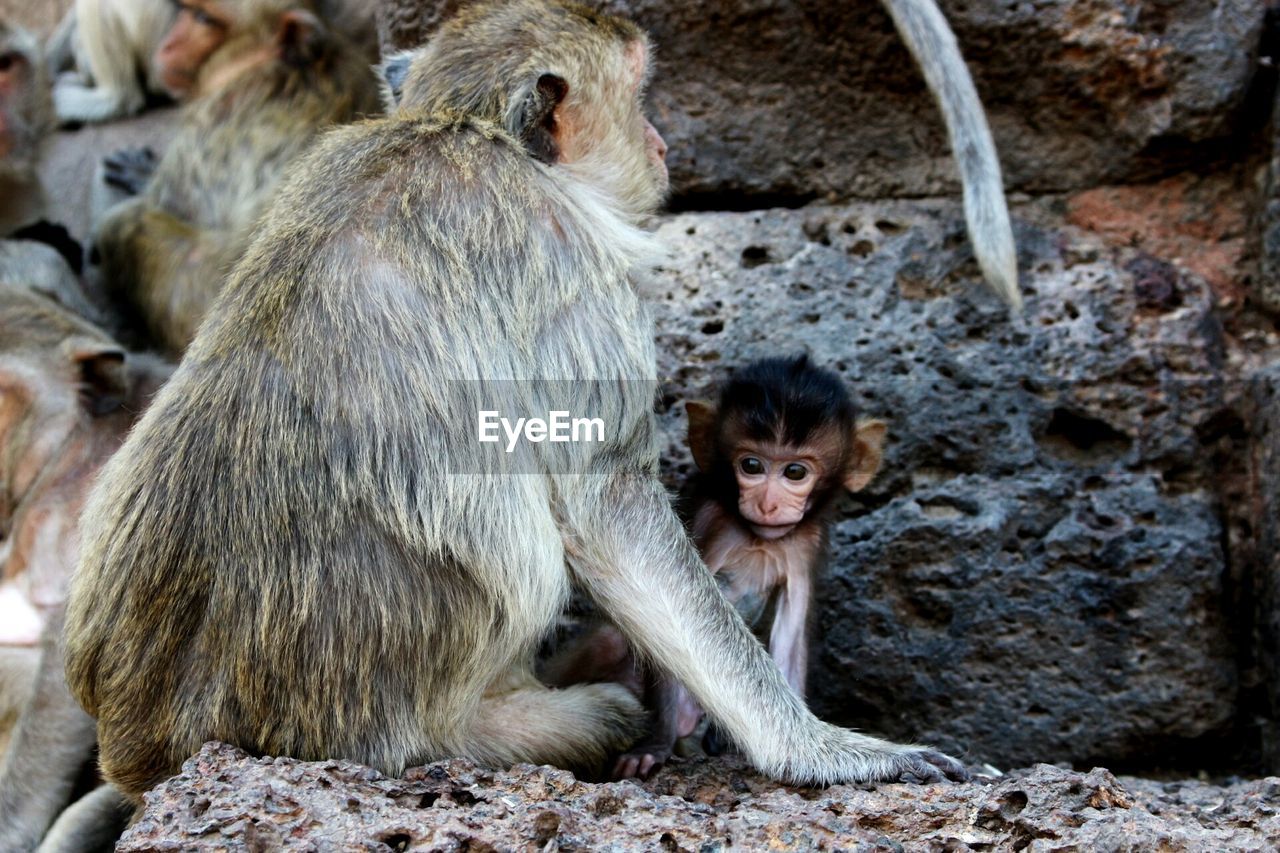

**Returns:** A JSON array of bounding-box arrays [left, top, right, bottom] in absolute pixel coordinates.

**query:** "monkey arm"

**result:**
[[565, 472, 964, 785], [768, 566, 813, 699]]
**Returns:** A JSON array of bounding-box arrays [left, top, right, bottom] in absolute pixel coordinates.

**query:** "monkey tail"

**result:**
[[880, 0, 1020, 310]]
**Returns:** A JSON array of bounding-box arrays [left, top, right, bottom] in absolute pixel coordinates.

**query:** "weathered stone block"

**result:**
[[378, 0, 1266, 201]]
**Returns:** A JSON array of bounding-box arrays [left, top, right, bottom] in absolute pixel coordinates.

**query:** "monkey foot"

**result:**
[[895, 749, 972, 784], [612, 745, 672, 780]]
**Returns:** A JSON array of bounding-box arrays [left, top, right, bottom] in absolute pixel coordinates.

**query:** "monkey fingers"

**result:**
[[612, 743, 671, 780], [895, 749, 972, 784], [102, 147, 159, 196]]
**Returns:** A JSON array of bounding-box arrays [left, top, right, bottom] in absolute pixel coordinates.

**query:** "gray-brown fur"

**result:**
[[92, 0, 382, 356], [66, 0, 967, 799]]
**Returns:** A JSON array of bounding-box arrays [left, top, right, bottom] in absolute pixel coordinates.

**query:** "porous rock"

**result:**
[[1259, 20, 1280, 316], [378, 0, 1267, 202], [1248, 364, 1280, 771], [645, 198, 1236, 769], [120, 742, 1280, 850]]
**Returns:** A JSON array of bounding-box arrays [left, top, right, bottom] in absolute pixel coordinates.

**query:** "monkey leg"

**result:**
[[51, 3, 147, 124], [539, 622, 642, 695], [35, 784, 133, 853], [464, 665, 645, 774], [0, 646, 40, 755], [564, 472, 969, 786], [612, 671, 684, 780]]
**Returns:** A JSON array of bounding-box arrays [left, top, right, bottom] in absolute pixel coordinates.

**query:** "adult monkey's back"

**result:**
[[65, 0, 969, 800]]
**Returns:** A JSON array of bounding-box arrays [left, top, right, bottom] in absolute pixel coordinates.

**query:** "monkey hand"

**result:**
[[611, 741, 673, 780], [779, 725, 972, 786], [893, 749, 972, 784], [103, 147, 159, 196]]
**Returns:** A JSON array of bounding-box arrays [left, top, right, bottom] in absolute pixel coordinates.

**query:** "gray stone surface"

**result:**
[[1250, 365, 1280, 771], [644, 199, 1236, 769], [120, 742, 1280, 851], [1261, 41, 1280, 315], [379, 0, 1266, 202]]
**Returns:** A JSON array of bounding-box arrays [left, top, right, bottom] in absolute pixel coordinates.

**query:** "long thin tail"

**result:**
[[881, 0, 1020, 309]]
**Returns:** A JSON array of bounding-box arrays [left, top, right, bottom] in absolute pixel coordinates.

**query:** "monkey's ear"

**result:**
[[64, 339, 128, 416], [276, 9, 327, 67], [513, 73, 568, 165], [686, 400, 717, 472], [844, 419, 887, 492]]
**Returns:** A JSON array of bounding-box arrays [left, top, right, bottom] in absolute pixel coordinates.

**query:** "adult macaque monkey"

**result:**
[[45, 0, 176, 124], [0, 284, 169, 852], [92, 0, 383, 355], [546, 356, 889, 779], [66, 0, 967, 807]]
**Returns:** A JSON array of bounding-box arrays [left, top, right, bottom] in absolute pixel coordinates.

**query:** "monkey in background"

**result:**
[[0, 282, 170, 852], [45, 0, 176, 125], [92, 0, 383, 355], [1, 21, 55, 236], [677, 358, 887, 747], [66, 1, 966, 816], [545, 356, 889, 779], [0, 19, 102, 326], [46, 0, 379, 125]]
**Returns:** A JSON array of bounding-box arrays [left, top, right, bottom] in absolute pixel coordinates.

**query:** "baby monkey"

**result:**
[[546, 356, 886, 778]]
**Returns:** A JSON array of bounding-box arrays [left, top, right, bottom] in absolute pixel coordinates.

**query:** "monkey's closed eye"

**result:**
[[739, 457, 764, 475], [782, 463, 808, 481]]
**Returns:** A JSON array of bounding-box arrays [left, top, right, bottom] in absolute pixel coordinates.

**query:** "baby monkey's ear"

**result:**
[[685, 400, 717, 473], [844, 419, 887, 493]]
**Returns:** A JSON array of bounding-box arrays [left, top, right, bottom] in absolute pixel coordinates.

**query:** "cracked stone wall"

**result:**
[[645, 200, 1239, 770]]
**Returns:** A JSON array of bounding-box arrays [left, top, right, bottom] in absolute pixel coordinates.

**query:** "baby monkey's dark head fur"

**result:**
[[688, 356, 885, 540]]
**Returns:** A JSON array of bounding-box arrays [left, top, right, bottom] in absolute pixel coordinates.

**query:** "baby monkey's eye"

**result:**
[[739, 457, 764, 475], [782, 463, 808, 481]]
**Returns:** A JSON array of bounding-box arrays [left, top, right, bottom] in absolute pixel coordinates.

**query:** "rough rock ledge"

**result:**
[[120, 742, 1280, 851]]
